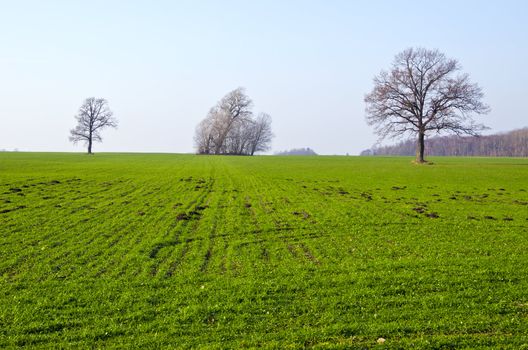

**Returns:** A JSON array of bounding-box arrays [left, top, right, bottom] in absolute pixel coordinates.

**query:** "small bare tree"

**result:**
[[69, 97, 118, 154], [194, 117, 214, 154], [365, 48, 490, 163], [249, 113, 273, 155]]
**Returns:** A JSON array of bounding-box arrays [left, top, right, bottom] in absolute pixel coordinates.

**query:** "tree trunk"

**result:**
[[88, 133, 93, 154], [416, 131, 425, 163]]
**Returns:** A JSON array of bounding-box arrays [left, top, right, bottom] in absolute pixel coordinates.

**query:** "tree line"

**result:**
[[361, 128, 528, 157], [275, 148, 318, 156], [69, 47, 498, 160]]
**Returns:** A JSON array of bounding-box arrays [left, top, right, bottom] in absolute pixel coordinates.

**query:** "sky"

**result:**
[[1, 0, 527, 154]]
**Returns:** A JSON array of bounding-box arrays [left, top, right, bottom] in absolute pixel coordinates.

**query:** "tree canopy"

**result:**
[[365, 48, 490, 163], [69, 97, 117, 154], [194, 88, 273, 155]]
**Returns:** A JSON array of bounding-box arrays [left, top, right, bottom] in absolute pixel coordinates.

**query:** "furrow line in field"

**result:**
[[147, 179, 215, 277], [151, 178, 217, 278]]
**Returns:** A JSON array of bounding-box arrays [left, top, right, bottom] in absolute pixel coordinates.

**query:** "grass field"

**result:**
[[1, 153, 527, 349]]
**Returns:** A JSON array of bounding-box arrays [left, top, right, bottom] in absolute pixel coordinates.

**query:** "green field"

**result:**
[[1, 153, 527, 349]]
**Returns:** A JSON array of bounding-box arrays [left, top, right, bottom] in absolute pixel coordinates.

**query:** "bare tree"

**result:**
[[194, 117, 214, 154], [69, 97, 118, 154], [365, 48, 490, 163], [194, 88, 273, 155], [249, 113, 273, 155], [211, 88, 253, 154]]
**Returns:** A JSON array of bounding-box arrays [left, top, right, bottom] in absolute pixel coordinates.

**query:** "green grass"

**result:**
[[1, 153, 527, 349]]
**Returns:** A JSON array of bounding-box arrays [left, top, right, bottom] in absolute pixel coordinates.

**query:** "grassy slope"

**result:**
[[0, 153, 527, 349]]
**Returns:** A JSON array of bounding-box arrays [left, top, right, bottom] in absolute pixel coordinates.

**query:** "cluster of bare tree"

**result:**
[[194, 88, 273, 155], [361, 128, 528, 157]]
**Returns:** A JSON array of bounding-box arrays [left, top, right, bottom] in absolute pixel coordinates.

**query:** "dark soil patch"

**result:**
[[361, 192, 372, 201], [0, 205, 27, 214], [413, 207, 426, 214], [426, 212, 439, 218], [177, 209, 202, 221], [200, 249, 213, 272], [287, 244, 298, 258], [300, 244, 320, 265], [176, 213, 190, 221], [292, 210, 311, 219]]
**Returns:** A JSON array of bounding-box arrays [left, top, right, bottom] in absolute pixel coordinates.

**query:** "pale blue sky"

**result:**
[[1, 0, 527, 154]]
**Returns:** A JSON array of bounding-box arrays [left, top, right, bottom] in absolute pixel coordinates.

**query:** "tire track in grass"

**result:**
[[260, 174, 328, 267], [199, 180, 228, 274], [221, 162, 301, 270], [158, 158, 224, 276], [12, 179, 146, 274], [257, 183, 306, 267], [237, 193, 271, 272], [219, 163, 259, 275], [12, 177, 184, 280], [229, 161, 317, 271], [149, 177, 216, 277], [241, 172, 271, 265], [144, 159, 215, 277], [43, 181, 177, 280], [164, 179, 217, 277], [268, 178, 371, 267], [162, 158, 231, 276]]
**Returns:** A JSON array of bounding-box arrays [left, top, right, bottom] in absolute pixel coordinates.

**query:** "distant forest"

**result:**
[[361, 128, 528, 157], [275, 148, 318, 156]]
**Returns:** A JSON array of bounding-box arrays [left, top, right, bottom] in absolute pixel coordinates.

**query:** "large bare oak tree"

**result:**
[[365, 48, 490, 163], [69, 97, 118, 154]]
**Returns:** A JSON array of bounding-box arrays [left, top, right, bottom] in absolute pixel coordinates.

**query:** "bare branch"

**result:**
[[69, 97, 118, 154], [194, 89, 273, 155], [365, 47, 490, 162]]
